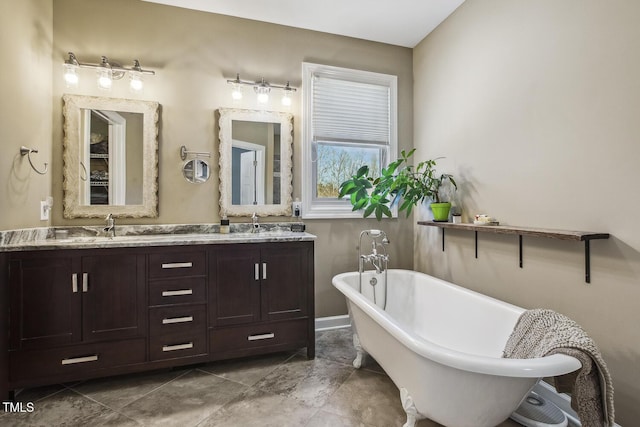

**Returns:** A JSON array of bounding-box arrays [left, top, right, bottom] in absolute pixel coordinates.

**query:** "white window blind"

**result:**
[[302, 62, 397, 219], [312, 76, 390, 145]]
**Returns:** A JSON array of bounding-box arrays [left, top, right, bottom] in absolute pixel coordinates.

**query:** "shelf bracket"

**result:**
[[518, 235, 523, 268], [475, 231, 478, 258], [585, 240, 591, 284]]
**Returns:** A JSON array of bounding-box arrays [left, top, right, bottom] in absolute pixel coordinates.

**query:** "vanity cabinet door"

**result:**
[[8, 254, 81, 350], [209, 246, 261, 326], [260, 244, 310, 322], [81, 252, 146, 342]]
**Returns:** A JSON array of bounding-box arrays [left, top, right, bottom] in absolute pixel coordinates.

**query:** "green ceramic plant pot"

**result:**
[[430, 202, 451, 222]]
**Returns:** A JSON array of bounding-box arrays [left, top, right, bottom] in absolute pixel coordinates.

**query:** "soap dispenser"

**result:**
[[220, 216, 230, 234]]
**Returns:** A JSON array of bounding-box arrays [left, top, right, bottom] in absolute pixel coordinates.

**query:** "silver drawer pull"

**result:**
[[254, 263, 259, 281], [61, 355, 98, 365], [162, 289, 193, 297], [248, 333, 275, 341], [161, 262, 193, 269], [82, 272, 88, 292], [162, 342, 194, 352], [71, 273, 78, 293], [262, 262, 267, 280], [162, 316, 193, 324]]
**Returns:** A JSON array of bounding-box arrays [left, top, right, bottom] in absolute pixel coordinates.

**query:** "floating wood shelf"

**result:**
[[417, 221, 610, 283]]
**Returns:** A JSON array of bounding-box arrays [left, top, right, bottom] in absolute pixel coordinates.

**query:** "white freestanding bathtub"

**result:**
[[332, 269, 581, 427]]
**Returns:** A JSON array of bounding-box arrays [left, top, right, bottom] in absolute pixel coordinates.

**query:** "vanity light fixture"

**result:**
[[63, 52, 155, 92], [227, 74, 297, 106]]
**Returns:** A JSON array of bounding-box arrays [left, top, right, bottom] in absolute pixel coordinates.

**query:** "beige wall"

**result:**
[[13, 0, 413, 317], [0, 0, 53, 228], [414, 0, 640, 423]]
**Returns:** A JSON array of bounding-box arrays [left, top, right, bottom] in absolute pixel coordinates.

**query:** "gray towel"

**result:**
[[502, 309, 615, 427]]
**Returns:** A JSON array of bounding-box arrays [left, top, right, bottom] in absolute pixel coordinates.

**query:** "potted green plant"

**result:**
[[338, 149, 457, 221]]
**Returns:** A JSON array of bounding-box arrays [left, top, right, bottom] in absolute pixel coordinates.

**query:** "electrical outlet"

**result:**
[[40, 201, 50, 221], [292, 201, 302, 218]]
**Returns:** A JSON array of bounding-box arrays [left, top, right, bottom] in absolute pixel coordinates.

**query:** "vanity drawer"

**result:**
[[210, 319, 308, 354], [149, 304, 206, 336], [148, 251, 206, 278], [9, 338, 146, 382], [149, 277, 206, 306], [149, 331, 207, 361]]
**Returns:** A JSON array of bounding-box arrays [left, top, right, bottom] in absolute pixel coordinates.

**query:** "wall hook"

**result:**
[[20, 146, 48, 175]]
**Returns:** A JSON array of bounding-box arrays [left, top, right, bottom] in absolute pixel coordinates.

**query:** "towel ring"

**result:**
[[20, 146, 48, 175]]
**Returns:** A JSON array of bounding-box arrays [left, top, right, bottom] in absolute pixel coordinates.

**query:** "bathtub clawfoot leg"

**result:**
[[352, 333, 366, 369], [400, 388, 419, 427]]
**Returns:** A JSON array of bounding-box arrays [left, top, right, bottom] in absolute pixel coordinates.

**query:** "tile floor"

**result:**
[[1, 328, 522, 426]]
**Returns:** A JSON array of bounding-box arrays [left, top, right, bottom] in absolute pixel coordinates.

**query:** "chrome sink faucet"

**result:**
[[104, 213, 116, 237], [251, 212, 260, 233]]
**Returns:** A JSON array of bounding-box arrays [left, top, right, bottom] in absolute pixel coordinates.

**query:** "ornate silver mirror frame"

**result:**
[[218, 108, 293, 217], [62, 94, 159, 218]]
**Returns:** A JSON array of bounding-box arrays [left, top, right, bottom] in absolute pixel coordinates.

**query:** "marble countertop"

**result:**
[[0, 223, 315, 252]]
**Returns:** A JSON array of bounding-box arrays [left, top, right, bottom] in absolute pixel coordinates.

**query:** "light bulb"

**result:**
[[129, 71, 143, 92], [254, 81, 270, 105], [231, 84, 243, 101], [63, 63, 79, 87], [257, 92, 269, 104], [281, 82, 294, 108], [97, 68, 113, 90], [281, 91, 292, 107]]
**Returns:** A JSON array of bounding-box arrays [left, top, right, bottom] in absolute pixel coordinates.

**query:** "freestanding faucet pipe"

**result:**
[[358, 230, 390, 308]]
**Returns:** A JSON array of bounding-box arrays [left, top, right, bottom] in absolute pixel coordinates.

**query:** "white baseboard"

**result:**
[[315, 315, 350, 331]]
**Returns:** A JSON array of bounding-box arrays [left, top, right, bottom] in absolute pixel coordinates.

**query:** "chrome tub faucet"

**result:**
[[358, 229, 390, 274]]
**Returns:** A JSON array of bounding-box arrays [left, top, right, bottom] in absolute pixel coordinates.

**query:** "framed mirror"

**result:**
[[218, 108, 293, 217], [62, 94, 159, 218]]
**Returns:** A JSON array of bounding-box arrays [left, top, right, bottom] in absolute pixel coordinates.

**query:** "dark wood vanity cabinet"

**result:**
[[7, 249, 147, 387], [208, 242, 315, 360], [2, 239, 314, 397]]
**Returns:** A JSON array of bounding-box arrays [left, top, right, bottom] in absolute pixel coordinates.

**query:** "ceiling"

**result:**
[[142, 0, 465, 48]]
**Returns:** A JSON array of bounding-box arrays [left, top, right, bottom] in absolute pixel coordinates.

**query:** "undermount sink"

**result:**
[[53, 234, 142, 243]]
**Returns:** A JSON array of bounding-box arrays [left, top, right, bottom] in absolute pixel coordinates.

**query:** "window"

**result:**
[[302, 63, 397, 218]]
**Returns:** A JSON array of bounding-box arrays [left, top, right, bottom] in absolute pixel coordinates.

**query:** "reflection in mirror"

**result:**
[[231, 121, 281, 205], [219, 108, 293, 217], [63, 94, 159, 218], [183, 159, 211, 184], [83, 110, 143, 205]]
